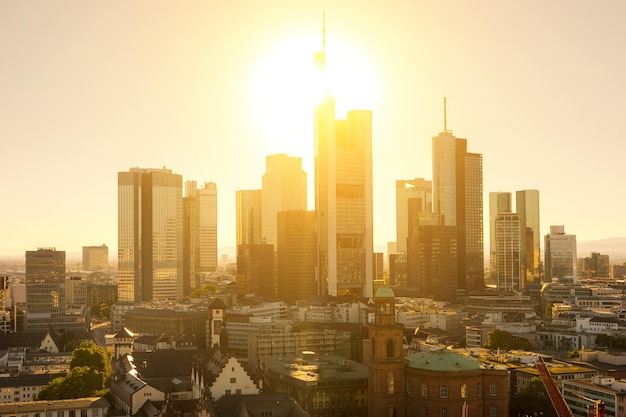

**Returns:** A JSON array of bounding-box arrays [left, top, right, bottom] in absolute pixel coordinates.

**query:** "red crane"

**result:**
[[534, 356, 605, 417]]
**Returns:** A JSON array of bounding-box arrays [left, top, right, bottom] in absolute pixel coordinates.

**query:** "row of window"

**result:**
[[415, 405, 499, 417], [406, 382, 498, 398]]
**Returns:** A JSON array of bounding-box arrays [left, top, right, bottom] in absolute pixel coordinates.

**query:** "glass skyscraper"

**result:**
[[118, 167, 183, 303]]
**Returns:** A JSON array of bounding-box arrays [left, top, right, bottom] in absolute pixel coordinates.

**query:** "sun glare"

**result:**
[[249, 33, 376, 159]]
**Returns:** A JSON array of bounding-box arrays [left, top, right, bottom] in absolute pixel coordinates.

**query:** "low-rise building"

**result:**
[[0, 397, 109, 417]]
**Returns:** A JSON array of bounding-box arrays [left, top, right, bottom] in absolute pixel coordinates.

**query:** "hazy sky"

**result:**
[[2, 1, 625, 258]]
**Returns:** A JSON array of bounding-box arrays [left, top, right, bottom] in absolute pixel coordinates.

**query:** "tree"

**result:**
[[510, 377, 558, 417], [485, 329, 533, 351], [38, 342, 111, 400]]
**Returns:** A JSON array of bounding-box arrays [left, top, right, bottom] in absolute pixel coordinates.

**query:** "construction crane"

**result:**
[[534, 356, 605, 417], [534, 356, 574, 417], [569, 391, 605, 417]]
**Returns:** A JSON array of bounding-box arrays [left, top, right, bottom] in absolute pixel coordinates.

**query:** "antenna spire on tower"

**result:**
[[444, 97, 447, 132]]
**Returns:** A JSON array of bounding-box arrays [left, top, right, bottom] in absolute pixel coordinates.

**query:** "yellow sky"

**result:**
[[1, 1, 626, 257]]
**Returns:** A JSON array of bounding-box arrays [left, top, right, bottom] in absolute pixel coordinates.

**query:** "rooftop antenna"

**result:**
[[444, 97, 447, 132]]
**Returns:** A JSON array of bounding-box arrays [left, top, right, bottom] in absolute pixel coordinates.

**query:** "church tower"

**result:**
[[368, 286, 406, 417], [113, 327, 134, 360]]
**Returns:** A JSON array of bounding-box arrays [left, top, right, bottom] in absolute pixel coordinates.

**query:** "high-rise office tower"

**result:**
[[494, 212, 523, 291], [236, 244, 275, 299], [489, 192, 512, 281], [432, 101, 484, 292], [25, 248, 89, 333], [516, 190, 541, 283], [545, 225, 577, 283], [261, 154, 307, 247], [184, 181, 217, 294], [25, 248, 65, 332], [236, 189, 262, 246], [406, 212, 458, 302], [118, 167, 183, 303], [277, 210, 316, 303], [314, 33, 373, 298], [82, 244, 109, 271], [395, 178, 432, 253]]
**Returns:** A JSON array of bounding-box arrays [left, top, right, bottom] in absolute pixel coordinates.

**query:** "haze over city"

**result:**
[[2, 1, 626, 257]]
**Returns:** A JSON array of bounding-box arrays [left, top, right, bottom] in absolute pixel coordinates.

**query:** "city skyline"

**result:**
[[2, 1, 626, 257]]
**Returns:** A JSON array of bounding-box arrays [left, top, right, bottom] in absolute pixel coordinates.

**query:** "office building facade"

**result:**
[[184, 181, 218, 294], [118, 167, 183, 303], [261, 154, 307, 247], [277, 210, 316, 303], [395, 178, 432, 253], [25, 248, 88, 333], [494, 212, 523, 291], [545, 225, 577, 283], [489, 192, 512, 281], [315, 98, 373, 298], [432, 128, 484, 293], [236, 189, 262, 246], [516, 189, 541, 283], [82, 244, 109, 271]]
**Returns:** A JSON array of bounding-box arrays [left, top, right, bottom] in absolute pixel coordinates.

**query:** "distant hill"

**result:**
[[577, 237, 626, 264]]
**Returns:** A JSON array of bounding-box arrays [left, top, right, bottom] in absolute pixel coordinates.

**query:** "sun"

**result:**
[[249, 32, 377, 160]]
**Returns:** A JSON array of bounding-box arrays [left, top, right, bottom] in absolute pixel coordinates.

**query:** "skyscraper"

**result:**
[[545, 225, 577, 283], [25, 248, 88, 333], [184, 181, 217, 294], [236, 189, 262, 246], [516, 189, 541, 283], [395, 178, 432, 253], [261, 154, 307, 247], [431, 103, 484, 293], [494, 212, 523, 291], [314, 29, 373, 298], [277, 210, 316, 303], [118, 167, 183, 303], [489, 192, 512, 281], [82, 244, 109, 271]]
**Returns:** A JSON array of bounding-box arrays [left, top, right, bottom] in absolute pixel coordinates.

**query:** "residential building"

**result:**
[[545, 225, 578, 282], [183, 180, 218, 294], [0, 397, 109, 415], [82, 245, 109, 271], [118, 167, 183, 303], [261, 154, 307, 247], [396, 178, 432, 253], [236, 189, 262, 246], [431, 106, 484, 293], [314, 38, 373, 298], [277, 210, 316, 304]]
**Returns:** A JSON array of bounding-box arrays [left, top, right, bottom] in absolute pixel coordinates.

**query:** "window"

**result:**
[[81, 411, 88, 417], [92, 410, 99, 417], [489, 383, 497, 396], [477, 383, 483, 397], [407, 381, 412, 394], [236, 389, 242, 394], [490, 406, 498, 417], [440, 408, 448, 417], [225, 389, 231, 395], [421, 383, 428, 397], [421, 405, 428, 417], [478, 406, 483, 417], [230, 377, 237, 383], [388, 405, 396, 417], [387, 339, 395, 358], [440, 385, 448, 398], [388, 372, 395, 394], [460, 383, 468, 398]]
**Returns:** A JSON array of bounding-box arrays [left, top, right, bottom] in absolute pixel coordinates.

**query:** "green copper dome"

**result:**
[[405, 348, 481, 372], [375, 286, 395, 298]]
